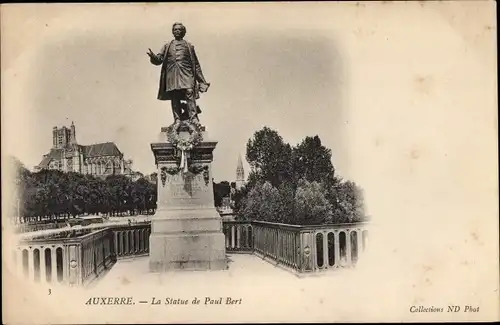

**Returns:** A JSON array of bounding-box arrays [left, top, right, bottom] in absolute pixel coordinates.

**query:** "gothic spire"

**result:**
[[236, 153, 245, 187]]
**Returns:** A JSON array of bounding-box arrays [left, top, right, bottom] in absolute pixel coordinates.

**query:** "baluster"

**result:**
[[264, 229, 268, 256], [273, 229, 276, 259], [355, 229, 362, 260], [270, 229, 273, 258], [236, 225, 240, 249], [27, 248, 35, 282], [346, 230, 352, 266], [99, 240, 103, 269], [286, 231, 289, 265], [262, 227, 265, 254], [136, 229, 144, 253], [245, 226, 249, 249], [50, 248, 57, 282], [277, 230, 280, 261], [225, 226, 230, 249], [271, 229, 274, 258], [256, 227, 260, 252], [130, 230, 134, 254], [113, 231, 119, 254], [268, 229, 271, 258], [287, 231, 290, 265], [91, 242, 95, 275], [283, 231, 287, 265], [277, 230, 281, 262], [276, 229, 280, 260], [323, 231, 328, 270], [60, 246, 66, 284], [83, 245, 87, 278], [40, 247, 46, 283], [123, 231, 130, 256], [138, 229, 143, 253], [277, 229, 282, 263], [86, 245, 90, 277], [254, 228, 258, 252], [231, 226, 235, 249], [334, 232, 340, 267], [254, 227, 258, 252], [119, 231, 123, 256]]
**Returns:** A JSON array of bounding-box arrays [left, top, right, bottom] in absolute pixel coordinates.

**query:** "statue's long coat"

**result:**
[[151, 40, 204, 101]]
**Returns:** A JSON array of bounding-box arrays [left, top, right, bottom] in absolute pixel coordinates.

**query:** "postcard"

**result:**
[[1, 2, 498, 323]]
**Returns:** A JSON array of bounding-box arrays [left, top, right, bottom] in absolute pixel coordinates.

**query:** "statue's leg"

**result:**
[[185, 88, 199, 122], [170, 91, 182, 122]]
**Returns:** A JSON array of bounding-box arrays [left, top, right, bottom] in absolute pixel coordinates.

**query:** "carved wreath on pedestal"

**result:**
[[165, 120, 204, 174], [166, 120, 203, 151]]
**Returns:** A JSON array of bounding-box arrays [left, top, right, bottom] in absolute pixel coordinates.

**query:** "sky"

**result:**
[[1, 3, 348, 183]]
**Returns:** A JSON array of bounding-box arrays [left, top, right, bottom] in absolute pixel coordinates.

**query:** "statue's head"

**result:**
[[172, 22, 186, 39]]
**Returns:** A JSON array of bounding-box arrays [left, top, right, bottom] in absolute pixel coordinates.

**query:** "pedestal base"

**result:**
[[150, 133, 227, 272], [149, 232, 227, 272]]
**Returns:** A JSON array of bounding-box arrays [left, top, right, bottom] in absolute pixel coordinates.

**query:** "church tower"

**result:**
[[70, 121, 77, 144], [236, 153, 245, 190]]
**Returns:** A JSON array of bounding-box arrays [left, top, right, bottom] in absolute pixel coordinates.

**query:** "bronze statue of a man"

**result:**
[[147, 23, 210, 124]]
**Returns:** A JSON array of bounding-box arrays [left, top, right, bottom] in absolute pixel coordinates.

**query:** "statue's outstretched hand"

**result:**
[[147, 48, 156, 58], [148, 48, 163, 65]]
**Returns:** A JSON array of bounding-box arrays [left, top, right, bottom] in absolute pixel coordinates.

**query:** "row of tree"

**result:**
[[233, 127, 367, 225], [11, 158, 157, 223]]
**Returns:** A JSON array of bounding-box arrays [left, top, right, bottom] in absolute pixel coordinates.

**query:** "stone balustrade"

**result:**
[[113, 225, 151, 258], [223, 221, 253, 253], [12, 223, 151, 286], [227, 221, 369, 272], [12, 220, 368, 286]]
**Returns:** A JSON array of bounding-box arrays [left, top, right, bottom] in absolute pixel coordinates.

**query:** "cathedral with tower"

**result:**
[[35, 122, 138, 179]]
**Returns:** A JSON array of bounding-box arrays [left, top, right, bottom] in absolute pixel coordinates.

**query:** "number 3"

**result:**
[[48, 288, 51, 295]]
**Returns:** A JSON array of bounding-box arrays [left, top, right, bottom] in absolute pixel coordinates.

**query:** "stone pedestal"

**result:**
[[149, 125, 227, 272]]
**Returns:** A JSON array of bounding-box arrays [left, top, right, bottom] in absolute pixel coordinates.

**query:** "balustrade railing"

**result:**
[[112, 224, 151, 258], [12, 219, 368, 286], [225, 220, 369, 273], [223, 221, 253, 252], [12, 223, 151, 286]]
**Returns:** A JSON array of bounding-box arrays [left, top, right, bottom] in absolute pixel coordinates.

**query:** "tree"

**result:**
[[292, 179, 333, 225], [246, 127, 293, 188], [332, 180, 366, 223], [240, 127, 366, 225], [240, 182, 283, 222], [292, 135, 335, 185]]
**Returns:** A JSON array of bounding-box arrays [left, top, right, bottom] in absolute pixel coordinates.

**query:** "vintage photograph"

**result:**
[[2, 2, 498, 323]]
